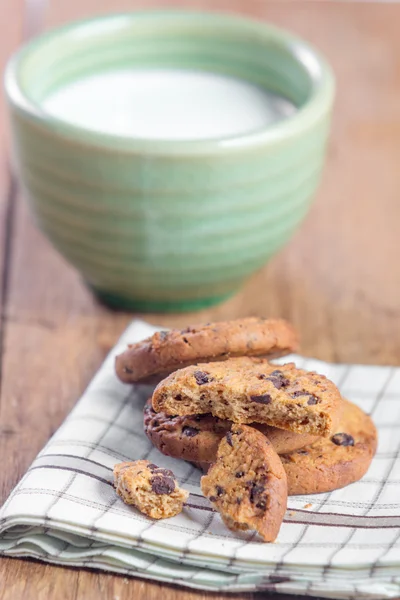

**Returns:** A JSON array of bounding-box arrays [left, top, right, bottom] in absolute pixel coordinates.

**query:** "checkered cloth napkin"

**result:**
[[1, 320, 400, 599]]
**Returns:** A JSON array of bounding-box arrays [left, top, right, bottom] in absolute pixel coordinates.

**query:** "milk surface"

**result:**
[[44, 69, 297, 140]]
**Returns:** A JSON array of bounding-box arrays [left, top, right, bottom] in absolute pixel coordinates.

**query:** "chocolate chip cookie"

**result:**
[[201, 424, 287, 542], [152, 357, 342, 437], [114, 460, 188, 519], [144, 399, 319, 461], [280, 399, 377, 494], [194, 400, 377, 495], [116, 317, 298, 384]]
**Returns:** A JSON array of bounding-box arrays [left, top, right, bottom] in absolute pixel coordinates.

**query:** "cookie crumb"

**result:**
[[114, 460, 188, 519]]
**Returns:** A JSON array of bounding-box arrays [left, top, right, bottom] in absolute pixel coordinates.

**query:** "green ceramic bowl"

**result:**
[[5, 11, 334, 313]]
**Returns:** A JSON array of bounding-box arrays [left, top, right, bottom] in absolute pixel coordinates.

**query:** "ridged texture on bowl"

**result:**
[[7, 13, 334, 311]]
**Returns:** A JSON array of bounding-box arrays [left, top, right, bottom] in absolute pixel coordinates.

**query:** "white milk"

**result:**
[[43, 69, 297, 140]]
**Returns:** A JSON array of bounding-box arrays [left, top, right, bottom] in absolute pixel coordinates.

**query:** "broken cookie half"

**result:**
[[201, 424, 287, 542], [152, 357, 342, 437]]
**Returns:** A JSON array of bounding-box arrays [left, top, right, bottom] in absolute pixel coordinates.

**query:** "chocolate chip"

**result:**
[[235, 471, 245, 478], [226, 431, 234, 447], [194, 370, 213, 385], [251, 484, 265, 499], [209, 496, 216, 502], [216, 485, 224, 496], [307, 395, 320, 405], [265, 370, 290, 389], [268, 378, 282, 388], [175, 393, 182, 401], [248, 482, 268, 512], [183, 337, 189, 344], [147, 464, 175, 477], [257, 374, 267, 380], [123, 366, 133, 374], [249, 483, 265, 504], [250, 394, 272, 404], [152, 468, 175, 477], [331, 433, 355, 447], [269, 376, 290, 389], [291, 391, 320, 404], [150, 475, 175, 495], [291, 390, 307, 398], [182, 426, 199, 437]]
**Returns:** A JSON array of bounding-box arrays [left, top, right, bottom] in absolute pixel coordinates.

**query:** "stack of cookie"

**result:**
[[116, 318, 377, 541]]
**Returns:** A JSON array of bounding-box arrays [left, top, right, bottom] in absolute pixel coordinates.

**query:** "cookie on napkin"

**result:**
[[152, 357, 342, 437], [144, 398, 319, 461], [201, 424, 287, 542], [116, 317, 298, 384]]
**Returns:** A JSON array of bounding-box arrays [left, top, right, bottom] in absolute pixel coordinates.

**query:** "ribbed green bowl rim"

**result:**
[[4, 10, 335, 156]]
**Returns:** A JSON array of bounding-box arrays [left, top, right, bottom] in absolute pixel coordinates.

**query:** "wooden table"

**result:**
[[1, 1, 400, 599]]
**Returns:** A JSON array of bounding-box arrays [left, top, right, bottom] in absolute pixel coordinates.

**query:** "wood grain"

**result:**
[[1, 1, 400, 599]]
